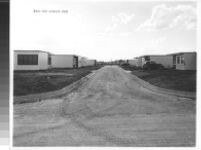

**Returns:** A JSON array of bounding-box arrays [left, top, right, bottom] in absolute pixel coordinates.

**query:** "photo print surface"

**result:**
[[12, 0, 196, 147]]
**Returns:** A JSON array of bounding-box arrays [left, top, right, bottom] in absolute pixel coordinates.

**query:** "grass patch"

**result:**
[[14, 66, 102, 96], [121, 66, 196, 92]]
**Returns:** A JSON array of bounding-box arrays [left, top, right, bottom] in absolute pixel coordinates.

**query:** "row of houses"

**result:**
[[14, 50, 97, 70], [127, 52, 196, 70]]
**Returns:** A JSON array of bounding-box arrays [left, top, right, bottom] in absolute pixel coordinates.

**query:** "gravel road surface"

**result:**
[[14, 66, 195, 146]]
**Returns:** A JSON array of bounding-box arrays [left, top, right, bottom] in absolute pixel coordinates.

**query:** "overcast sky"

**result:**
[[11, 0, 196, 61]]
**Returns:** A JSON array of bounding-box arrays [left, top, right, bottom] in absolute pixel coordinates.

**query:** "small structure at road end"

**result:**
[[78, 56, 96, 67], [84, 59, 96, 67], [14, 50, 52, 70]]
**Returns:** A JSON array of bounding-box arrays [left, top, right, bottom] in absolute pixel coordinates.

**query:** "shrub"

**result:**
[[121, 63, 130, 67], [143, 61, 164, 70]]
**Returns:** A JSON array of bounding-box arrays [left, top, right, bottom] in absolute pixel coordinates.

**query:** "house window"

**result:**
[[18, 54, 38, 65], [173, 55, 176, 64], [144, 56, 150, 61], [181, 55, 184, 64]]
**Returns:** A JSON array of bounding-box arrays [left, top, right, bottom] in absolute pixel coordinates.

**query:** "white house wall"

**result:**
[[14, 51, 49, 70], [51, 55, 74, 68], [137, 58, 143, 67], [175, 54, 185, 70], [184, 53, 196, 70], [150, 56, 173, 68], [39, 52, 50, 69], [175, 53, 196, 70]]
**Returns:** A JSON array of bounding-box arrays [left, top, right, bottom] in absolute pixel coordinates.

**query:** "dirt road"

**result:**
[[14, 66, 195, 146]]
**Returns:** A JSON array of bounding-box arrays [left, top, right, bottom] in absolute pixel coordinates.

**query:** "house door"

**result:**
[[74, 56, 78, 68], [173, 55, 176, 69]]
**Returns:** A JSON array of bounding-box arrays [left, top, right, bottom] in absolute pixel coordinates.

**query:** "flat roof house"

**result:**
[[171, 52, 196, 70], [14, 50, 51, 70], [51, 54, 78, 69]]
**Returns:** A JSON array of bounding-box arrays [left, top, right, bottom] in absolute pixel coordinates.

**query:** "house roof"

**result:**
[[51, 54, 77, 57], [14, 50, 79, 57], [14, 50, 52, 54], [137, 54, 169, 58], [134, 51, 196, 58], [167, 51, 196, 56]]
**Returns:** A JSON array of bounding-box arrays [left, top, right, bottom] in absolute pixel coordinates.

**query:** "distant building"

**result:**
[[127, 59, 139, 66], [117, 60, 127, 65], [78, 57, 96, 67], [96, 61, 105, 66], [78, 56, 88, 67], [85, 59, 96, 66], [51, 54, 78, 69], [171, 52, 196, 70], [14, 50, 51, 70]]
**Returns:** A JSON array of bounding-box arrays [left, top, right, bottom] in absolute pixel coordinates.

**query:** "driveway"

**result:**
[[14, 66, 195, 146]]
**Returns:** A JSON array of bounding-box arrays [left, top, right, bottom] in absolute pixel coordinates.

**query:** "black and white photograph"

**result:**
[[12, 0, 197, 147]]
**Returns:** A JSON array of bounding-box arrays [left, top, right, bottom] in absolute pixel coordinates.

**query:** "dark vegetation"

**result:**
[[143, 61, 164, 70], [121, 64, 196, 92], [14, 66, 102, 96]]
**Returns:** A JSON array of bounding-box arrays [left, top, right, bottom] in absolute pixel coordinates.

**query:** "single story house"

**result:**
[[171, 52, 196, 70], [51, 54, 78, 69], [136, 55, 173, 68], [14, 50, 51, 70]]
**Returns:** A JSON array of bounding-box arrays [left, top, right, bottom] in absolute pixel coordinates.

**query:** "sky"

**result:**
[[11, 0, 196, 61]]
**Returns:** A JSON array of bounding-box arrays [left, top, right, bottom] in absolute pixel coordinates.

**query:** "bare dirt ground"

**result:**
[[13, 66, 195, 147]]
